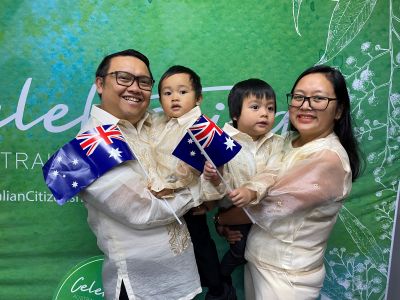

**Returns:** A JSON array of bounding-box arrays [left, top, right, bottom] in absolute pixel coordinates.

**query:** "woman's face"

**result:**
[[289, 73, 342, 146]]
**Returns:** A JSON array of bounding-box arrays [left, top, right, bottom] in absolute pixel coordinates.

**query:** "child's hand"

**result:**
[[203, 161, 222, 186], [150, 188, 175, 199], [229, 187, 256, 207]]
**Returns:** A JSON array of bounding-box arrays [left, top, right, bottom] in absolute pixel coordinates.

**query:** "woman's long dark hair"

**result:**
[[289, 65, 363, 181]]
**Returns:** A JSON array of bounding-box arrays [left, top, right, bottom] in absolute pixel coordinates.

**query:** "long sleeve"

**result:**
[[247, 149, 352, 230], [200, 165, 232, 201], [240, 142, 283, 204], [80, 161, 195, 229]]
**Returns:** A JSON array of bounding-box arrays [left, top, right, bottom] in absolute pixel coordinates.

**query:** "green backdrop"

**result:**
[[0, 1, 399, 299]]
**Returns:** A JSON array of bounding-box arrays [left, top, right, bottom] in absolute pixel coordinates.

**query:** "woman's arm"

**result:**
[[247, 149, 351, 226], [216, 206, 252, 225]]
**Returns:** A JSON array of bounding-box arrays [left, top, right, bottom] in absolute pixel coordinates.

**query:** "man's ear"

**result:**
[[196, 95, 203, 106], [95, 77, 104, 95]]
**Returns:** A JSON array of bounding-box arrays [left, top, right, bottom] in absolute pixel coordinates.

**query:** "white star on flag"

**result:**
[[72, 158, 79, 165], [52, 170, 59, 177], [56, 156, 62, 163], [72, 181, 78, 188], [109, 147, 122, 160], [188, 139, 193, 144], [224, 137, 236, 150], [190, 151, 196, 156]]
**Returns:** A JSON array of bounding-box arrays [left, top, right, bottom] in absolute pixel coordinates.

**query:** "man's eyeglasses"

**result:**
[[286, 93, 337, 111], [103, 71, 154, 91]]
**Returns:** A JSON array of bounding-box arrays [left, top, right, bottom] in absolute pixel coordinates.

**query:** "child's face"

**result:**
[[159, 73, 200, 118], [236, 96, 275, 140]]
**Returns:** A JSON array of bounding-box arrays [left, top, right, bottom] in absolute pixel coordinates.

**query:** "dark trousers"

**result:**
[[220, 223, 252, 280], [184, 211, 224, 295], [119, 281, 128, 300]]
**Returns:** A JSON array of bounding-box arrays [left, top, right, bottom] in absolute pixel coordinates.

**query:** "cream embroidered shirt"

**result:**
[[148, 106, 201, 202], [245, 132, 352, 273], [79, 105, 201, 300]]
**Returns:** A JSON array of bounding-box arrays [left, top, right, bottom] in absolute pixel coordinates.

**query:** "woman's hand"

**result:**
[[229, 187, 256, 207], [191, 204, 209, 215], [220, 226, 243, 244]]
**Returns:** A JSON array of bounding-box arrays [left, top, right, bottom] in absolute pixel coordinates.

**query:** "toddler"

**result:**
[[202, 78, 283, 291]]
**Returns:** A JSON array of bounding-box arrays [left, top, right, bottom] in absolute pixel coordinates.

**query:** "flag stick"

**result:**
[[187, 130, 256, 224]]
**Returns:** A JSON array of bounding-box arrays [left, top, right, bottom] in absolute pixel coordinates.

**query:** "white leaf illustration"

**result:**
[[293, 0, 303, 36], [318, 0, 377, 64], [339, 205, 386, 269]]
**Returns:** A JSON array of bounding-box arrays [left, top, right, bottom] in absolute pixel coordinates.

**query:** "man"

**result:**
[[79, 49, 201, 300]]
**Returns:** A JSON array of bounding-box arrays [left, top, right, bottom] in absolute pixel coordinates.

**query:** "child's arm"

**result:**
[[227, 167, 277, 207], [200, 162, 230, 201], [230, 158, 280, 206]]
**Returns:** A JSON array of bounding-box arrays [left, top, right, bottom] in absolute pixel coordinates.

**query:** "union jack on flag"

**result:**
[[189, 115, 223, 148], [42, 124, 135, 205], [172, 115, 242, 172], [76, 124, 125, 156]]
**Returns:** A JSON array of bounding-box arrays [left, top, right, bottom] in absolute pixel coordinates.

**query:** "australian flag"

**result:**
[[42, 124, 135, 205], [172, 115, 241, 172]]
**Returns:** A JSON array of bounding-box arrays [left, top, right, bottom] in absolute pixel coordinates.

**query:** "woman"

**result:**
[[214, 65, 362, 299]]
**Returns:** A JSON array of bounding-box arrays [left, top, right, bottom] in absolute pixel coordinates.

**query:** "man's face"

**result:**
[[96, 56, 152, 125]]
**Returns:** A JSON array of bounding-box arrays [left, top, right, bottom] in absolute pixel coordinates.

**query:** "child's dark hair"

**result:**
[[228, 78, 276, 128], [158, 65, 202, 100], [289, 65, 363, 181]]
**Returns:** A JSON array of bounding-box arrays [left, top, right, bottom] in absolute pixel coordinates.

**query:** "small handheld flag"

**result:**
[[173, 115, 255, 224], [42, 124, 135, 205], [172, 115, 241, 172]]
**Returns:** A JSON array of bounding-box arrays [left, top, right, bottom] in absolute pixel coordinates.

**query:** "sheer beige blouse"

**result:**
[[245, 132, 352, 273]]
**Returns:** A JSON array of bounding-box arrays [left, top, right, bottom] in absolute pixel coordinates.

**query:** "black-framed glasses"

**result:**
[[104, 71, 154, 91], [286, 93, 337, 111]]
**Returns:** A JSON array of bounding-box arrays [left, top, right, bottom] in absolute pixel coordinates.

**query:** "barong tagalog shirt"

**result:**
[[79, 105, 201, 300], [201, 122, 284, 207], [148, 106, 201, 199], [245, 132, 352, 274]]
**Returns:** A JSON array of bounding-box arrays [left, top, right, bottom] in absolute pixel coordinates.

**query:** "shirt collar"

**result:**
[[90, 105, 119, 125], [223, 122, 240, 136], [90, 105, 152, 130], [171, 106, 202, 126]]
